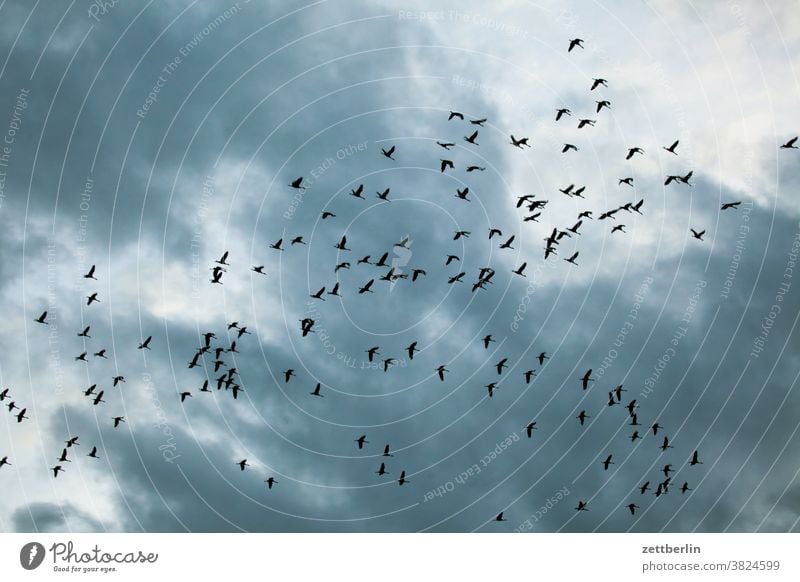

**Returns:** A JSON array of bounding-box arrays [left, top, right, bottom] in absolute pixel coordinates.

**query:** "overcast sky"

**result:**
[[0, 0, 799, 533]]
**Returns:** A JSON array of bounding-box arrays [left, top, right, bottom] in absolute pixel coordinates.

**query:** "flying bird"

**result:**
[[381, 145, 396, 160], [568, 38, 584, 52]]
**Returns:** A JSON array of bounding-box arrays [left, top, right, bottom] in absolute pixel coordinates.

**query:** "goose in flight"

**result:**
[[537, 352, 549, 365], [562, 143, 578, 153], [495, 512, 507, 521], [448, 111, 464, 121], [568, 38, 584, 52], [321, 211, 336, 219], [0, 388, 8, 401], [75, 352, 88, 362], [602, 454, 614, 470], [780, 136, 798, 149], [291, 236, 306, 245], [334, 235, 350, 251], [300, 318, 316, 336], [398, 471, 408, 486], [453, 230, 470, 240], [358, 279, 375, 294], [436, 365, 448, 381], [34, 311, 49, 324], [690, 450, 703, 465], [596, 100, 611, 112], [350, 184, 365, 199], [237, 459, 249, 471], [383, 358, 396, 372], [437, 141, 455, 150], [215, 251, 230, 266], [335, 261, 351, 272], [611, 224, 626, 234], [565, 252, 579, 266], [310, 287, 326, 301], [681, 482, 692, 494], [406, 342, 419, 360], [92, 391, 105, 406], [523, 369, 536, 384], [466, 165, 485, 172], [381, 145, 396, 160], [289, 177, 306, 190], [464, 130, 479, 145], [510, 135, 531, 148], [690, 228, 705, 241], [310, 383, 323, 397], [639, 481, 650, 494], [376, 188, 390, 201], [383, 445, 393, 457], [269, 238, 284, 251], [112, 416, 125, 428], [65, 436, 80, 448], [590, 78, 607, 90], [376, 462, 388, 476], [663, 140, 679, 155], [455, 187, 470, 201], [78, 326, 91, 337], [355, 435, 368, 449], [664, 170, 693, 186], [619, 177, 634, 187], [440, 159, 455, 173], [482, 334, 495, 349], [16, 408, 28, 423], [485, 382, 498, 397], [84, 265, 97, 280], [660, 437, 673, 452], [58, 448, 71, 463], [470, 118, 486, 126], [721, 201, 741, 210], [51, 465, 65, 478], [577, 119, 595, 129], [580, 369, 595, 390], [366, 347, 380, 362], [138, 336, 152, 350], [0, 456, 11, 468], [180, 391, 192, 402], [577, 410, 590, 425], [627, 503, 640, 516], [525, 421, 537, 438], [88, 446, 100, 459], [265, 477, 278, 489], [499, 235, 515, 249], [625, 147, 644, 160], [512, 262, 527, 277], [555, 108, 571, 120], [575, 501, 589, 512]]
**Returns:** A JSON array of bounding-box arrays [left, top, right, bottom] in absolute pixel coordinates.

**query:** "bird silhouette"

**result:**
[[663, 140, 680, 154], [381, 145, 396, 160], [568, 38, 584, 52]]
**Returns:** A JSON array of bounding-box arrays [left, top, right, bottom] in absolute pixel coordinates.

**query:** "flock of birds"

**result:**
[[3, 34, 798, 529]]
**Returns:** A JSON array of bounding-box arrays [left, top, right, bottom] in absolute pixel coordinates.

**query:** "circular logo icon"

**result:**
[[19, 542, 45, 570]]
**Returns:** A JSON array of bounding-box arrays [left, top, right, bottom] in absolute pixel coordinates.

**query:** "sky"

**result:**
[[0, 0, 799, 533]]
